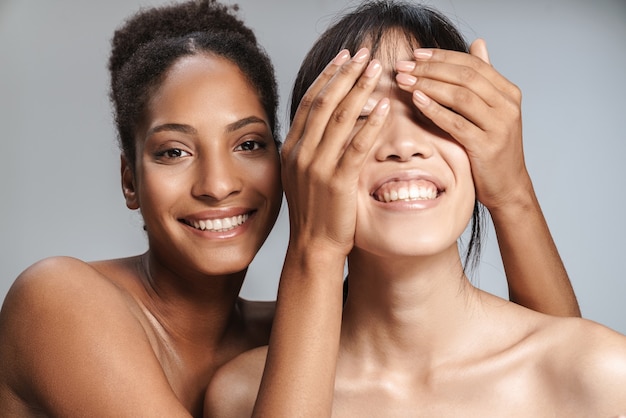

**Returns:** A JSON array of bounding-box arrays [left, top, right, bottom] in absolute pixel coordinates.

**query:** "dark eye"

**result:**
[[155, 148, 191, 159], [235, 140, 264, 152]]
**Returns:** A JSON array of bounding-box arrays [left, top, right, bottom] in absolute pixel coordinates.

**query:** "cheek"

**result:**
[[250, 155, 282, 200], [136, 168, 184, 218]]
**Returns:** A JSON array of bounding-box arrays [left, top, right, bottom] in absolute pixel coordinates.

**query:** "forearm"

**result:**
[[253, 243, 344, 417], [490, 181, 580, 317]]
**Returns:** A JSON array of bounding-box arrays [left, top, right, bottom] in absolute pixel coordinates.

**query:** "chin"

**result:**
[[354, 224, 463, 260]]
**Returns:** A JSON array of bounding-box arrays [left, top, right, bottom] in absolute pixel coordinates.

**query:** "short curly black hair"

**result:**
[[108, 0, 279, 171]]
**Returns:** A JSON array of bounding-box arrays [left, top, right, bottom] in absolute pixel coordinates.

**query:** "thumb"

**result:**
[[469, 38, 491, 65]]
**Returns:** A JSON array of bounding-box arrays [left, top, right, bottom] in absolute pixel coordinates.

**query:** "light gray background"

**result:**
[[1, 0, 625, 334]]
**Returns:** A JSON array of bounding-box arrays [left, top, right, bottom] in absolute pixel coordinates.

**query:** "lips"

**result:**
[[372, 179, 441, 203]]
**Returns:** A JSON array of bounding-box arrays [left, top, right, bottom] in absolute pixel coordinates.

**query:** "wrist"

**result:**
[[485, 174, 538, 220]]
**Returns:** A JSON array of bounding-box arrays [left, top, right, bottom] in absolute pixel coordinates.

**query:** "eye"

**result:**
[[155, 148, 191, 160], [235, 140, 266, 152]]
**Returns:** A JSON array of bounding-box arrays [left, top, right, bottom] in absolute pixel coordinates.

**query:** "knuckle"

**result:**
[[509, 83, 522, 102], [298, 93, 315, 112], [353, 75, 372, 91], [308, 161, 327, 181], [453, 88, 473, 107], [311, 93, 330, 112], [416, 61, 433, 75], [451, 114, 468, 132], [458, 66, 477, 84], [349, 136, 369, 154], [367, 114, 384, 127], [332, 107, 350, 124], [338, 61, 356, 77]]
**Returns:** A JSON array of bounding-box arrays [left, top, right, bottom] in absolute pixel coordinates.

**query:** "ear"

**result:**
[[121, 154, 139, 210]]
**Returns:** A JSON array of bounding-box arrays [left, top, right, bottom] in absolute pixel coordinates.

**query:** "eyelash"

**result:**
[[235, 140, 266, 152], [152, 138, 267, 162], [155, 148, 190, 160]]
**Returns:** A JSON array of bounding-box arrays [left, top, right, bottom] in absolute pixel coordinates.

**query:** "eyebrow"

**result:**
[[147, 123, 197, 137], [225, 116, 268, 132], [147, 116, 268, 137]]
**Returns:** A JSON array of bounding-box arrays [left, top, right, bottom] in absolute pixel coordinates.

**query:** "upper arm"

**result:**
[[0, 257, 192, 417], [204, 347, 267, 418]]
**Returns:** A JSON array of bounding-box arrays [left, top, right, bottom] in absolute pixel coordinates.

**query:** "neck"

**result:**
[[137, 251, 246, 346], [341, 245, 483, 369]]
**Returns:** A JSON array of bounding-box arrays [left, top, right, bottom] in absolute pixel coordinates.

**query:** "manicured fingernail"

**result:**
[[353, 48, 369, 63], [364, 60, 381, 77], [333, 49, 350, 64], [414, 49, 433, 59], [396, 61, 416, 72], [376, 98, 390, 114], [413, 90, 430, 106], [396, 73, 417, 86]]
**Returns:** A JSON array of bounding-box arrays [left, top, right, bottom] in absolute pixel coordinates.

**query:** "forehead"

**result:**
[[145, 53, 267, 125]]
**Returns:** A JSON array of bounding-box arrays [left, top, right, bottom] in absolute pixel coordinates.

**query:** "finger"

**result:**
[[397, 59, 503, 110], [336, 97, 390, 176], [298, 48, 373, 156], [409, 48, 516, 100], [283, 49, 351, 157], [411, 89, 483, 149], [316, 59, 383, 157], [402, 75, 494, 130], [469, 38, 490, 65]]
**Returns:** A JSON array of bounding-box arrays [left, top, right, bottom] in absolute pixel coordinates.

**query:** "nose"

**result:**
[[374, 104, 434, 162], [191, 153, 242, 201]]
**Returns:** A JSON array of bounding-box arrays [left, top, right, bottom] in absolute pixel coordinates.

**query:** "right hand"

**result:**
[[281, 48, 389, 256]]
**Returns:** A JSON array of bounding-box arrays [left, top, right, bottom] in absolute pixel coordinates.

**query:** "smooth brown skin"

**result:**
[[0, 54, 282, 417], [204, 40, 624, 418]]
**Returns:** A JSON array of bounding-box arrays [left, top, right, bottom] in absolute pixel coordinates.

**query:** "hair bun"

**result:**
[[108, 0, 256, 75]]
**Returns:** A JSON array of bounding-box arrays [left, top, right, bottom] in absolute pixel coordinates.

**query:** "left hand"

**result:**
[[395, 38, 532, 211]]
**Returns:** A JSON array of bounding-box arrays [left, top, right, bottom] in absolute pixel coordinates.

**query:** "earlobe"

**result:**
[[121, 155, 139, 210]]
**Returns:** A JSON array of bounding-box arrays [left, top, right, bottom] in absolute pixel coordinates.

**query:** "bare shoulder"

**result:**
[[0, 256, 136, 327], [540, 316, 626, 413], [204, 345, 268, 418], [0, 256, 184, 416]]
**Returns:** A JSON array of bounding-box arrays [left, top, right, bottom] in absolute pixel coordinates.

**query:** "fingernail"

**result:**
[[375, 98, 390, 115], [414, 90, 430, 106], [414, 49, 433, 60], [396, 73, 417, 86], [364, 60, 381, 77], [353, 48, 369, 63], [396, 61, 416, 72], [333, 49, 350, 64]]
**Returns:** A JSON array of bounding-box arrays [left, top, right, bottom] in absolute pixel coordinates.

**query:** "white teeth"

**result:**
[[377, 184, 438, 202], [189, 213, 249, 232]]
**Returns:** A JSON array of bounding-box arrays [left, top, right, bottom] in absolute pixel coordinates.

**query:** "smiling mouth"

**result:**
[[373, 180, 441, 203], [181, 212, 251, 232]]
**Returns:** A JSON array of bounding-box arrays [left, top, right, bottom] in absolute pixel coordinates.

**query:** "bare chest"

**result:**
[[331, 362, 575, 417]]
